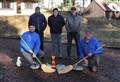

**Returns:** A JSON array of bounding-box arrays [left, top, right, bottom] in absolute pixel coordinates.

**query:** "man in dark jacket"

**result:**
[[28, 6, 47, 51], [65, 7, 82, 59], [48, 8, 65, 58]]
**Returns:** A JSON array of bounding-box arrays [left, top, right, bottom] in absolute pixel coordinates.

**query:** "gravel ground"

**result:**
[[0, 38, 120, 82]]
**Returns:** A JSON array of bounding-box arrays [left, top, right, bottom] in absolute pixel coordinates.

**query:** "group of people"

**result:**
[[16, 6, 104, 72]]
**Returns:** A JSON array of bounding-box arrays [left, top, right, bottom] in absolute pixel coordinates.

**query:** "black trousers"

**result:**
[[35, 30, 44, 51]]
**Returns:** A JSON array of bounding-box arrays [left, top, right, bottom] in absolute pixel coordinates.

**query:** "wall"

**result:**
[[0, 2, 17, 16], [0, 2, 39, 16]]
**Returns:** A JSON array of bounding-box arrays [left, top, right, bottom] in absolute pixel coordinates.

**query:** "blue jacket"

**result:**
[[48, 14, 65, 34], [79, 38, 104, 58], [28, 13, 47, 32], [20, 31, 40, 55]]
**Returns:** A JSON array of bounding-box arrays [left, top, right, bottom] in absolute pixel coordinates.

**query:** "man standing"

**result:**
[[48, 8, 65, 58], [16, 23, 45, 69], [28, 6, 47, 51], [79, 29, 104, 72], [65, 7, 82, 59]]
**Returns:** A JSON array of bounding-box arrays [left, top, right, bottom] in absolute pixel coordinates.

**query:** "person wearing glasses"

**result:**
[[65, 7, 83, 59]]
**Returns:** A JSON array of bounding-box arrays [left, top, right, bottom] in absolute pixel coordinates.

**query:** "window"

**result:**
[[25, 2, 34, 9], [2, 1, 11, 9]]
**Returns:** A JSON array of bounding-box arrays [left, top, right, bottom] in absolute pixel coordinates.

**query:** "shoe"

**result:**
[[73, 65, 83, 71], [92, 65, 97, 72], [82, 63, 88, 67], [16, 57, 22, 67], [30, 63, 40, 70]]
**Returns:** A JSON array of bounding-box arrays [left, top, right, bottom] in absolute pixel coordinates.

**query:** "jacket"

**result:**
[[20, 31, 40, 55], [79, 38, 104, 58], [48, 14, 65, 34], [28, 13, 47, 33], [65, 13, 82, 34]]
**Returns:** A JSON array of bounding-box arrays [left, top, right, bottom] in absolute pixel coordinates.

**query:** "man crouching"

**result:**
[[79, 29, 104, 72], [16, 23, 44, 69]]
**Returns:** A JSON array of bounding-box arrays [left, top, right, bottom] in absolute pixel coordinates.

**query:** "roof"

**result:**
[[107, 3, 120, 12], [94, 0, 112, 11]]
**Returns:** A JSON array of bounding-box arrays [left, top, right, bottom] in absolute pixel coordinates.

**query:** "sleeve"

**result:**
[[79, 41, 85, 58], [20, 34, 31, 52], [65, 16, 71, 32], [48, 16, 51, 27], [61, 16, 65, 27], [77, 16, 83, 32], [43, 15, 47, 31], [92, 39, 104, 55], [28, 16, 32, 26], [33, 35, 40, 55]]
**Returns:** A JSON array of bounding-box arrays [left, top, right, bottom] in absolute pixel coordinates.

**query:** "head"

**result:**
[[53, 8, 59, 17], [71, 7, 77, 16], [85, 29, 92, 40], [35, 6, 40, 14], [28, 23, 35, 32]]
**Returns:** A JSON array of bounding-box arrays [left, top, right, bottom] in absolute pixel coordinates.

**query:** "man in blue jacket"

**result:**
[[16, 23, 44, 69], [48, 8, 65, 58], [79, 29, 104, 72], [28, 6, 47, 52]]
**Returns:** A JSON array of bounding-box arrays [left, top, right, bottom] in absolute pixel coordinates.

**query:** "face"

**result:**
[[35, 8, 40, 14], [85, 32, 92, 40], [53, 10, 58, 16], [29, 25, 35, 32], [71, 10, 77, 16]]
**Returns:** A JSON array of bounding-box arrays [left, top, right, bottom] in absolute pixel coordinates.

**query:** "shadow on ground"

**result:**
[[0, 38, 120, 82]]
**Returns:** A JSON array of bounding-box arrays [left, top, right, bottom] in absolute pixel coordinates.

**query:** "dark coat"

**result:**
[[48, 14, 65, 34], [28, 13, 47, 34]]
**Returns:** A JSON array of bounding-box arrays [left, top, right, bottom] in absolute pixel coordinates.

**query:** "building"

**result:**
[[84, 0, 120, 19], [0, 0, 39, 16]]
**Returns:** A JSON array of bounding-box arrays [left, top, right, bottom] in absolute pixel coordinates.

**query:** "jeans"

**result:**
[[21, 49, 45, 65], [51, 34, 62, 57], [67, 33, 80, 57]]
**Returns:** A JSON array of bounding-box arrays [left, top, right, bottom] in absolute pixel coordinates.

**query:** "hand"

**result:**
[[73, 63, 77, 68], [84, 59, 88, 64], [88, 52, 92, 57], [32, 54, 36, 58], [29, 50, 33, 54], [73, 32, 78, 35]]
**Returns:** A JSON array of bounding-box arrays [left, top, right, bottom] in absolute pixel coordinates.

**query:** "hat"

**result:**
[[85, 28, 92, 34], [35, 6, 40, 10], [71, 7, 76, 10], [53, 8, 58, 11]]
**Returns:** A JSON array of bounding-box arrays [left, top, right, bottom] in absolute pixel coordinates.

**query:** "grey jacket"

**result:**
[[65, 13, 82, 34]]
